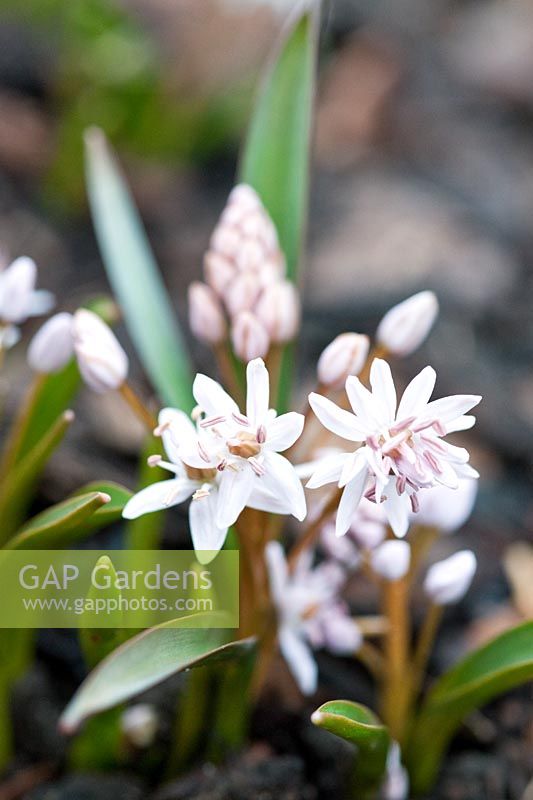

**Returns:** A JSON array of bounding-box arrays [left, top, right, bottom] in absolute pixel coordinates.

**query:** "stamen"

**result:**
[[367, 434, 380, 451], [396, 475, 406, 495], [200, 414, 226, 428], [147, 454, 162, 467], [410, 493, 420, 513], [216, 459, 227, 472], [249, 457, 266, 476], [389, 416, 416, 435], [198, 440, 211, 463], [256, 425, 266, 444], [191, 405, 203, 422], [232, 412, 250, 426], [153, 420, 171, 437], [192, 487, 210, 500]]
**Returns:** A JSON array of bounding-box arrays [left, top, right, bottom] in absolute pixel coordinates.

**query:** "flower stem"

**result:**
[[214, 342, 245, 407], [118, 382, 157, 430], [287, 487, 342, 570], [356, 641, 385, 680], [380, 574, 411, 744], [409, 602, 443, 706]]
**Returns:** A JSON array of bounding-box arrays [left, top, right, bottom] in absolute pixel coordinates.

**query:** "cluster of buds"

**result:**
[[188, 184, 300, 361]]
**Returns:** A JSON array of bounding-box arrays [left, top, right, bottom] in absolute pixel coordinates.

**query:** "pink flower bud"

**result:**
[[188, 282, 227, 344], [28, 312, 74, 373], [414, 480, 478, 533], [424, 550, 477, 605], [223, 273, 261, 317], [255, 280, 300, 343], [377, 291, 438, 357], [203, 252, 235, 297], [73, 309, 129, 393], [317, 333, 370, 388], [371, 540, 411, 581], [231, 311, 269, 362]]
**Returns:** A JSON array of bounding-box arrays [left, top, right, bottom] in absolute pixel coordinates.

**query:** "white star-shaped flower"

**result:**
[[180, 358, 307, 529], [0, 257, 54, 348], [308, 358, 481, 538]]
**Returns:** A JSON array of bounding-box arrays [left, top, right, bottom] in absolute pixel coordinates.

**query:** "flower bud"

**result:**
[[0, 256, 54, 324], [28, 312, 74, 373], [121, 704, 158, 748], [414, 480, 478, 533], [231, 311, 269, 362], [223, 273, 261, 317], [371, 540, 411, 581], [188, 282, 226, 345], [377, 291, 438, 357], [255, 280, 300, 343], [317, 333, 370, 389], [72, 309, 129, 393], [424, 550, 477, 605], [203, 252, 235, 297], [321, 611, 363, 655]]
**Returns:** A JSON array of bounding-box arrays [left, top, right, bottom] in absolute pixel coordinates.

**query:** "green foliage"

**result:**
[[240, 1, 319, 410], [408, 621, 533, 793], [60, 615, 255, 732], [85, 130, 193, 410], [125, 436, 166, 551], [312, 700, 390, 795], [79, 555, 127, 669]]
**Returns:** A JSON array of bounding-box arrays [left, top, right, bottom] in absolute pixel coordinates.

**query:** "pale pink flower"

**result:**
[[231, 311, 270, 361], [377, 291, 438, 357], [413, 478, 478, 532], [424, 550, 477, 605], [0, 256, 54, 347], [188, 282, 227, 344], [179, 358, 306, 529], [308, 358, 481, 538], [266, 541, 362, 695], [317, 333, 370, 389]]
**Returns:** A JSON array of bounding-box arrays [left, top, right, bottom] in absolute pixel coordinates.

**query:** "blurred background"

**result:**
[[1, 1, 533, 795]]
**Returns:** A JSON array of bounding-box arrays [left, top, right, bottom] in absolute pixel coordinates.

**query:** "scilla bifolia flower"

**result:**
[[317, 332, 370, 389], [266, 541, 362, 694], [0, 256, 54, 348], [370, 540, 411, 581], [376, 291, 438, 357], [424, 550, 477, 605], [308, 358, 480, 538], [188, 282, 227, 345], [180, 358, 306, 528]]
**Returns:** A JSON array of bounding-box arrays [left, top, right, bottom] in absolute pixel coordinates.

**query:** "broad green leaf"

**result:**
[[408, 621, 533, 793], [79, 555, 126, 668], [0, 410, 75, 543], [240, 1, 319, 410], [70, 481, 133, 532], [4, 491, 111, 551], [85, 128, 193, 410], [60, 614, 255, 733], [312, 699, 390, 793]]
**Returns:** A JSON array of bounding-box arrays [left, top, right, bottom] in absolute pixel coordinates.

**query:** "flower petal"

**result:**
[[335, 467, 369, 537], [423, 394, 481, 424], [397, 366, 436, 420], [370, 359, 397, 424], [216, 465, 254, 528], [306, 452, 350, 489], [193, 373, 239, 419], [246, 358, 269, 428], [158, 408, 197, 464], [278, 626, 318, 695], [189, 490, 228, 564], [265, 540, 288, 607], [266, 412, 304, 452], [445, 414, 475, 433], [345, 376, 383, 430], [261, 451, 307, 521], [122, 479, 195, 519], [382, 487, 410, 538], [309, 392, 367, 441], [248, 484, 292, 515]]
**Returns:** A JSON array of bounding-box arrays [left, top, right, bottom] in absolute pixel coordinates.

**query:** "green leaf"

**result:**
[[312, 699, 390, 793], [0, 410, 75, 543], [70, 481, 133, 532], [4, 491, 111, 551], [240, 1, 319, 410], [60, 614, 255, 733], [79, 555, 127, 669], [85, 127, 193, 410], [408, 621, 533, 793]]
